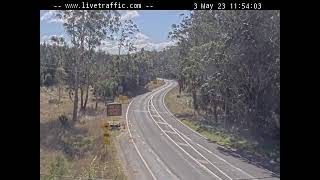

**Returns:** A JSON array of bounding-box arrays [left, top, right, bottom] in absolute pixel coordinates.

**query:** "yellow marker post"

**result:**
[[118, 95, 128, 104], [102, 122, 110, 145]]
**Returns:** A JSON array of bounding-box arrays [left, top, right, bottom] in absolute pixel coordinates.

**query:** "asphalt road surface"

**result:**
[[122, 79, 280, 180]]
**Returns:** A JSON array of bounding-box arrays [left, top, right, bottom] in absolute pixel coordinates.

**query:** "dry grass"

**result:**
[[40, 86, 126, 180], [145, 79, 165, 91], [164, 86, 194, 118]]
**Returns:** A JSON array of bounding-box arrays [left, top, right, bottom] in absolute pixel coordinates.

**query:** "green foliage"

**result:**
[[165, 10, 280, 142]]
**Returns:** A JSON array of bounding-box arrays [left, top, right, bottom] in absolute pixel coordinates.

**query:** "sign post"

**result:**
[[102, 123, 110, 145], [118, 95, 128, 104], [106, 103, 122, 116]]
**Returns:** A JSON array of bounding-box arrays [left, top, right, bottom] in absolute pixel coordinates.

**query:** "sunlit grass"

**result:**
[[145, 79, 165, 91]]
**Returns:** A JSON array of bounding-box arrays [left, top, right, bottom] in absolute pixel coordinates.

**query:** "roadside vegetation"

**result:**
[[40, 87, 126, 180], [165, 85, 279, 172], [145, 79, 165, 91], [160, 11, 280, 166], [40, 10, 165, 179], [149, 11, 280, 167]]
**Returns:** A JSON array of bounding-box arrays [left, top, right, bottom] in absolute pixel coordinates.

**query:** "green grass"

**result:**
[[181, 118, 233, 148], [165, 86, 279, 161]]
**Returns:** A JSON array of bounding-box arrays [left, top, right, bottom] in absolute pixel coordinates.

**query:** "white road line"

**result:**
[[196, 143, 258, 179], [147, 141, 180, 180], [163, 130, 177, 134], [147, 98, 222, 180], [197, 144, 213, 154], [131, 110, 150, 113], [162, 83, 207, 140], [161, 82, 258, 179], [196, 159, 210, 164], [150, 97, 233, 180], [175, 128, 192, 141], [126, 99, 157, 180], [155, 121, 168, 125], [176, 142, 189, 147]]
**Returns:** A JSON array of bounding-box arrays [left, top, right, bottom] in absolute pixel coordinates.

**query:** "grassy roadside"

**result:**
[[40, 87, 127, 180], [145, 79, 165, 91], [164, 86, 280, 163]]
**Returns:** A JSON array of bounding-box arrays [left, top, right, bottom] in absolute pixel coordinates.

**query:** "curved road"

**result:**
[[121, 79, 280, 180]]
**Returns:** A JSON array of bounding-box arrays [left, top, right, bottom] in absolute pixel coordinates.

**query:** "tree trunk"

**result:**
[[83, 86, 89, 111], [73, 13, 85, 122], [213, 100, 218, 124], [72, 87, 79, 122], [95, 101, 98, 110], [178, 79, 182, 94], [80, 87, 84, 110], [58, 86, 61, 103], [69, 90, 74, 102], [192, 90, 198, 115], [224, 99, 227, 129]]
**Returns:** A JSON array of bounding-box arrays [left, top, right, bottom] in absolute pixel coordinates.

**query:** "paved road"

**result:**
[[123, 79, 280, 180]]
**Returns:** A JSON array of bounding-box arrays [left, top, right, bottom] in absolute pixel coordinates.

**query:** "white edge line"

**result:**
[[151, 96, 233, 180], [196, 144, 256, 179], [147, 96, 223, 180], [163, 130, 178, 134], [197, 143, 213, 154], [156, 121, 168, 125], [174, 128, 192, 141], [124, 81, 174, 180], [162, 81, 261, 179], [162, 82, 208, 140], [126, 99, 157, 180]]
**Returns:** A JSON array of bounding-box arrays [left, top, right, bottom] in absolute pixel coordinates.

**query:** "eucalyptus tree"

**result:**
[[56, 10, 119, 121], [167, 10, 280, 138], [49, 36, 67, 103], [111, 18, 139, 93]]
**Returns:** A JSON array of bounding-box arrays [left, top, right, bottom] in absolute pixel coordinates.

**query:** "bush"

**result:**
[[62, 135, 92, 159], [58, 114, 68, 127]]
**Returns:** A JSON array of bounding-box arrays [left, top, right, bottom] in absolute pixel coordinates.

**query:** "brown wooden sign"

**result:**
[[107, 103, 122, 116]]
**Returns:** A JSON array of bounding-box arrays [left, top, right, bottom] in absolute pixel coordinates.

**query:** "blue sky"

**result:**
[[40, 10, 190, 54]]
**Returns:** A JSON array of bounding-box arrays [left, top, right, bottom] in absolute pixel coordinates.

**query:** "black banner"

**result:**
[[40, 0, 280, 10]]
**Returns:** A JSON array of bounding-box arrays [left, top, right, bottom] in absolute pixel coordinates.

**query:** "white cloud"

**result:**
[[135, 32, 150, 40], [120, 10, 139, 21], [40, 10, 64, 23], [40, 34, 70, 46], [133, 32, 177, 52], [40, 32, 176, 54], [136, 41, 177, 52], [98, 32, 176, 54]]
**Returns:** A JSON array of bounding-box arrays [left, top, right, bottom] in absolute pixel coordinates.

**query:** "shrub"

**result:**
[[58, 114, 68, 127]]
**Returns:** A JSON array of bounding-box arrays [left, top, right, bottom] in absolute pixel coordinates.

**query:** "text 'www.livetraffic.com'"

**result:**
[[63, 2, 143, 9]]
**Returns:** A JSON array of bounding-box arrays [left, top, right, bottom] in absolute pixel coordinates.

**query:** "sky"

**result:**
[[40, 10, 190, 54]]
